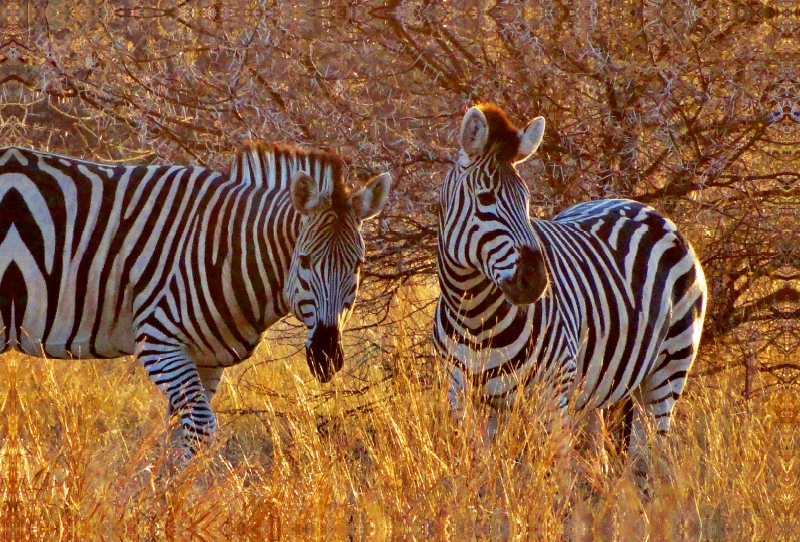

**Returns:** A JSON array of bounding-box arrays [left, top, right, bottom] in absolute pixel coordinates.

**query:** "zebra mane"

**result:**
[[476, 103, 522, 161], [231, 142, 351, 215]]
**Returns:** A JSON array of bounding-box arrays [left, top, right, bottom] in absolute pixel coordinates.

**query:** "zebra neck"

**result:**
[[438, 264, 517, 334], [209, 187, 300, 332]]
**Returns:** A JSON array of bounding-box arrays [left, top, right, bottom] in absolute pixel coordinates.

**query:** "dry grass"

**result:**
[[0, 286, 793, 541]]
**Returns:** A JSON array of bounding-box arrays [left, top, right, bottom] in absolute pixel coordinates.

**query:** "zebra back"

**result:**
[[535, 199, 707, 410]]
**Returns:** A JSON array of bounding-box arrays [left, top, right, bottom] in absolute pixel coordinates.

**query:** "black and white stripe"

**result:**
[[0, 143, 390, 457], [434, 104, 707, 470]]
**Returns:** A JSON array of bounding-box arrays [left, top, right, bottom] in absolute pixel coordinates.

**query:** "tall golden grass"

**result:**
[[0, 283, 793, 541]]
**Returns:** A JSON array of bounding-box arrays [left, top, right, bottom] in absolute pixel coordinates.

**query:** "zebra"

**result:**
[[0, 142, 391, 458], [433, 103, 707, 478]]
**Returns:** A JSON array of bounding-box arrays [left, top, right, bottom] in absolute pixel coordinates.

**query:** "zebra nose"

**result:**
[[501, 245, 549, 305], [306, 325, 344, 383]]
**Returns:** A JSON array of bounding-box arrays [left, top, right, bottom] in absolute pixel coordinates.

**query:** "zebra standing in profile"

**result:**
[[0, 142, 391, 458], [434, 103, 707, 476]]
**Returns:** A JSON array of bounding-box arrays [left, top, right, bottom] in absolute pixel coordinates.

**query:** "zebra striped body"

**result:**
[[434, 104, 706, 474], [0, 146, 285, 361], [436, 199, 707, 421], [0, 144, 390, 457]]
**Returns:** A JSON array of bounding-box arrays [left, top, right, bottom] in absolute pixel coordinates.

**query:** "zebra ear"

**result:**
[[290, 171, 321, 215], [460, 107, 489, 156], [515, 116, 545, 163], [351, 172, 391, 221]]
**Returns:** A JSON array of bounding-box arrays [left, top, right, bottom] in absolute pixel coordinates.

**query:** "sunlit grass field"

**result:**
[[0, 284, 793, 541]]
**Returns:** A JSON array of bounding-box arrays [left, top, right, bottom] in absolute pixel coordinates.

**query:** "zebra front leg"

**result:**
[[586, 408, 610, 475], [138, 343, 217, 461], [448, 364, 501, 452], [164, 366, 224, 419], [447, 365, 468, 427], [198, 366, 225, 406], [525, 357, 577, 463]]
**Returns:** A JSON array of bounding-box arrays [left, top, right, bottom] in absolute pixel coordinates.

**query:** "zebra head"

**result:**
[[286, 169, 391, 383], [440, 104, 548, 306]]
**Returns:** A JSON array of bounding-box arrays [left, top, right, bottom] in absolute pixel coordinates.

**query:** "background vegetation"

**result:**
[[0, 0, 797, 539]]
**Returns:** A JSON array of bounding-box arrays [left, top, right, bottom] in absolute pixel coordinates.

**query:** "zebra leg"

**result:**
[[626, 397, 650, 488], [448, 365, 501, 451], [164, 366, 222, 421], [198, 366, 225, 405], [137, 342, 217, 460], [447, 365, 468, 427], [586, 408, 609, 474], [538, 358, 578, 461], [630, 312, 702, 489], [485, 410, 500, 443], [628, 369, 690, 491], [638, 292, 704, 439]]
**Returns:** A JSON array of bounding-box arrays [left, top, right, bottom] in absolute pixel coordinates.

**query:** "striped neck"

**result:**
[[230, 143, 346, 202]]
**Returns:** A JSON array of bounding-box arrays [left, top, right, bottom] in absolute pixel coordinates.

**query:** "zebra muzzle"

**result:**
[[500, 245, 549, 305], [306, 324, 345, 383]]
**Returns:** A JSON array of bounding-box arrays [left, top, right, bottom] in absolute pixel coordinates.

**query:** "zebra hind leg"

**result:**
[[625, 396, 651, 493], [602, 396, 634, 462], [627, 362, 692, 496], [630, 308, 702, 494]]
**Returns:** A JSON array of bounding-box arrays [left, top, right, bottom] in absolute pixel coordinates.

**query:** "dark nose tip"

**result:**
[[502, 245, 549, 305], [306, 325, 344, 383]]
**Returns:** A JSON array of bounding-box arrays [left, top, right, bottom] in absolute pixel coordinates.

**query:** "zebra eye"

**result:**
[[298, 254, 311, 269], [477, 191, 496, 206]]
